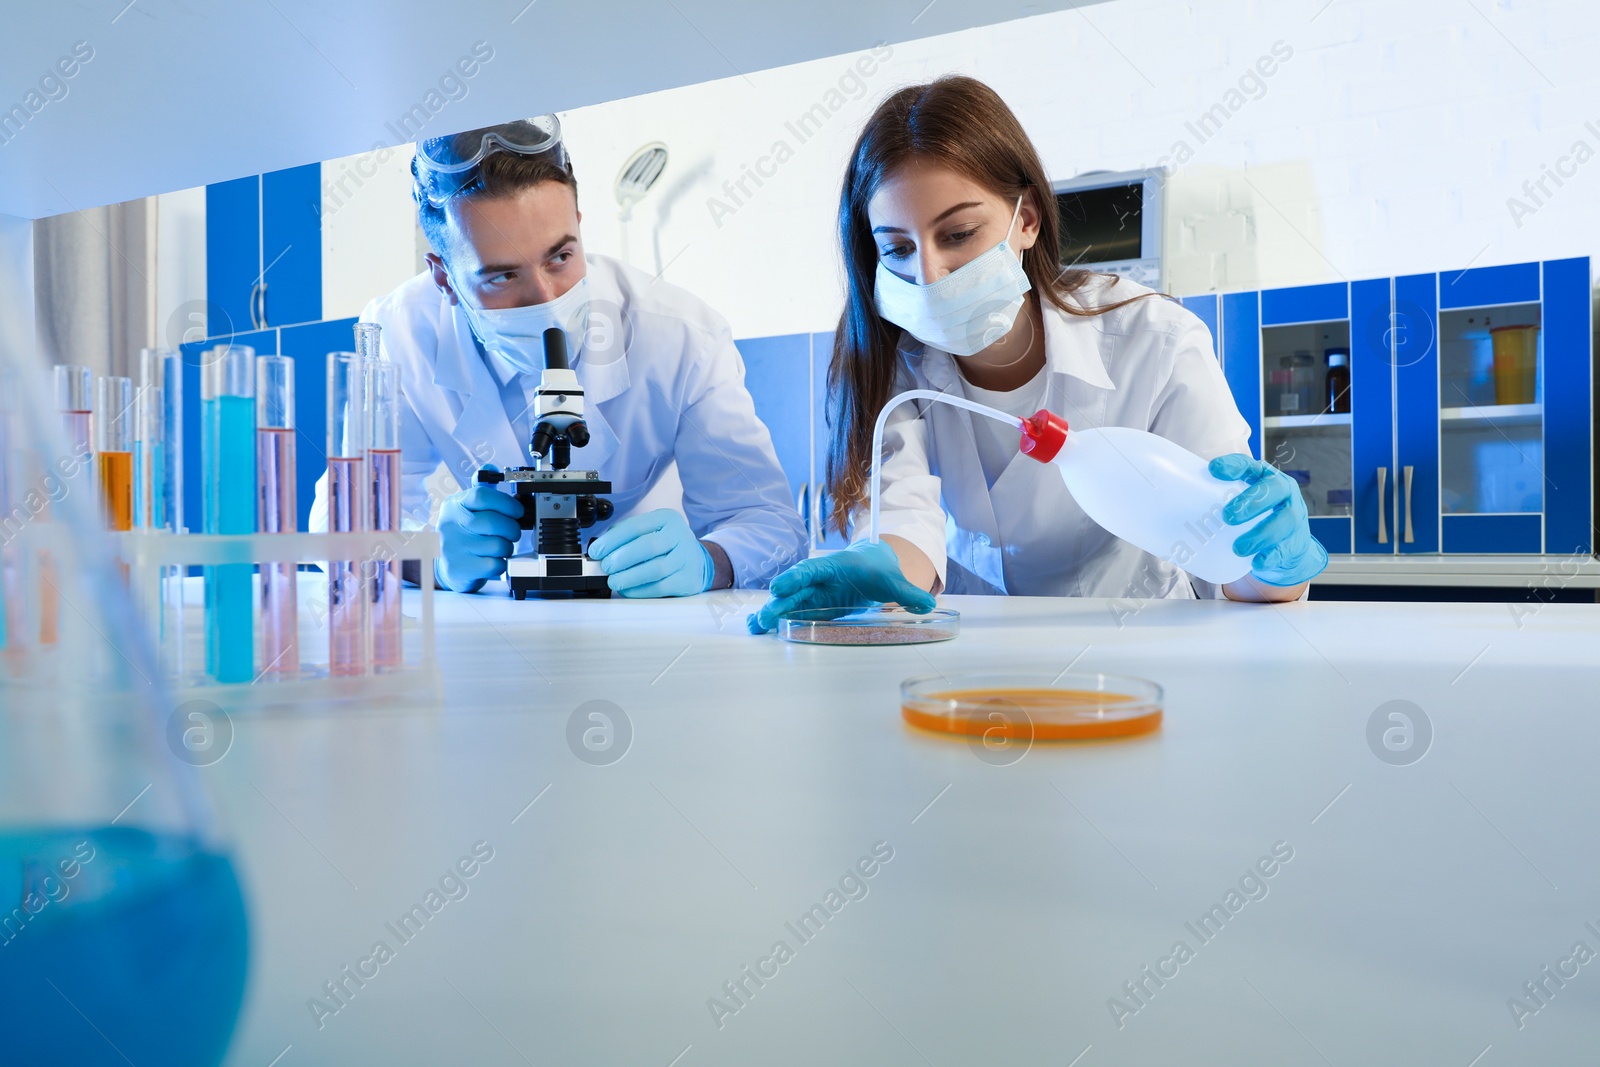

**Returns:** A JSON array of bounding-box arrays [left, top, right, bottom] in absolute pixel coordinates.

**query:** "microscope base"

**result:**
[[506, 553, 611, 600]]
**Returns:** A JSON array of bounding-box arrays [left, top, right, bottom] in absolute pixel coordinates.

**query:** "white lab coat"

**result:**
[[863, 274, 1252, 598], [310, 254, 807, 587]]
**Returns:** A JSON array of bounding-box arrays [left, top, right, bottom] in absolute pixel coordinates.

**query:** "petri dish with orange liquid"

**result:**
[[901, 672, 1163, 741]]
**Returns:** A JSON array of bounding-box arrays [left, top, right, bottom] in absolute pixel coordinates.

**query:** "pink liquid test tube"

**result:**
[[364, 343, 403, 671], [46, 365, 94, 644], [326, 351, 366, 676], [257, 356, 298, 678]]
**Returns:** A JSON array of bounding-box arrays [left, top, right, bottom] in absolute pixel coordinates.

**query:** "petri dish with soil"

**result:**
[[777, 606, 960, 646], [901, 672, 1162, 741]]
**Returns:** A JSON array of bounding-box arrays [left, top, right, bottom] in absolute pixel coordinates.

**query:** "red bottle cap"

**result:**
[[1018, 409, 1068, 463]]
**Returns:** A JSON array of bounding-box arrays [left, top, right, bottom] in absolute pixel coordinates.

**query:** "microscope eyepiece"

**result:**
[[542, 327, 570, 371]]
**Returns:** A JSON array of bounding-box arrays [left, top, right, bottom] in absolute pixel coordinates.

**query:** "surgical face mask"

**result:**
[[872, 196, 1031, 358], [452, 271, 590, 374]]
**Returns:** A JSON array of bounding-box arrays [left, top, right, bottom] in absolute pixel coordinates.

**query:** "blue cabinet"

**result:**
[[206, 163, 322, 334], [1179, 294, 1220, 360], [1542, 258, 1593, 555], [734, 332, 810, 511], [733, 329, 851, 550], [1215, 258, 1593, 556]]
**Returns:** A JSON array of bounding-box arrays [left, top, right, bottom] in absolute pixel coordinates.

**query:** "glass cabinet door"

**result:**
[[1210, 260, 1591, 559], [1428, 259, 1592, 554], [1437, 303, 1542, 515], [1245, 282, 1359, 554]]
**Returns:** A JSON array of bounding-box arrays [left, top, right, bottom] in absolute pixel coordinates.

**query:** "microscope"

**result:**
[[475, 327, 614, 599]]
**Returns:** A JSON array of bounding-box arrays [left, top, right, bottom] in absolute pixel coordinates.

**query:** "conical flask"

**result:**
[[0, 216, 250, 1066]]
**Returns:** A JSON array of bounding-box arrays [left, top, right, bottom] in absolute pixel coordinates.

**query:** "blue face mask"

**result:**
[[452, 272, 591, 374], [872, 196, 1031, 358]]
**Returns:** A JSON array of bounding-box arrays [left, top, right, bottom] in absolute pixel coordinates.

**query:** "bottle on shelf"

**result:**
[[1272, 359, 1299, 416], [1324, 347, 1351, 414], [1291, 350, 1315, 416]]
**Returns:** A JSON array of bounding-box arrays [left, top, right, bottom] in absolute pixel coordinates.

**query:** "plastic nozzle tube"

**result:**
[[868, 389, 1025, 544]]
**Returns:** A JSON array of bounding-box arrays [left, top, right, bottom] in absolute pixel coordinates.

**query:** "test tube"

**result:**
[[95, 377, 134, 531], [55, 365, 93, 466], [44, 365, 93, 644], [136, 349, 170, 529], [366, 354, 402, 670], [137, 347, 184, 676], [203, 345, 256, 684], [161, 350, 184, 533], [326, 351, 366, 676], [257, 356, 298, 678]]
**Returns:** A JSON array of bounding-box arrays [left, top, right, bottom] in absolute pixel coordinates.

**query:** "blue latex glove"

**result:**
[[436, 467, 524, 593], [747, 539, 937, 634], [589, 508, 714, 598], [1210, 454, 1329, 586]]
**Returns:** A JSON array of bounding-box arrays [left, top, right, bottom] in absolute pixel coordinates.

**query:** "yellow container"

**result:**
[[1490, 324, 1539, 405]]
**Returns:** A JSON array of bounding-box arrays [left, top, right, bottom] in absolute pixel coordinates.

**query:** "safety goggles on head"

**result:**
[[412, 114, 568, 207]]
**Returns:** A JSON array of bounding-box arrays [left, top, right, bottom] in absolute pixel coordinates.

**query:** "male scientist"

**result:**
[[313, 115, 806, 595]]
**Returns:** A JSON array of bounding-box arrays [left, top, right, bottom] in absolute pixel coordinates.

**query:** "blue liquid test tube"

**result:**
[[203, 345, 255, 684], [135, 348, 177, 530], [138, 348, 185, 676]]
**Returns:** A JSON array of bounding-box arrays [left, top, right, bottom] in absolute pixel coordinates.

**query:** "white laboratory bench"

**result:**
[[214, 588, 1600, 1066]]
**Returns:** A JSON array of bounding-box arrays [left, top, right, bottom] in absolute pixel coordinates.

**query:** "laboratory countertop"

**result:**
[[215, 589, 1600, 1066]]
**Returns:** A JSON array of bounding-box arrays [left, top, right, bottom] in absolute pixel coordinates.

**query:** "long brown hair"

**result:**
[[826, 75, 1150, 535]]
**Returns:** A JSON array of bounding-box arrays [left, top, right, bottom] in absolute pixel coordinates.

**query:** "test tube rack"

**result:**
[[113, 528, 441, 710]]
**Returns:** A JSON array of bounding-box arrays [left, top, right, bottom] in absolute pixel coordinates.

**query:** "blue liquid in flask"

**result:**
[[0, 825, 249, 1066]]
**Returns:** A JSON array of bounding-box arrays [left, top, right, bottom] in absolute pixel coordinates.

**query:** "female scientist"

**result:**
[[750, 76, 1325, 631]]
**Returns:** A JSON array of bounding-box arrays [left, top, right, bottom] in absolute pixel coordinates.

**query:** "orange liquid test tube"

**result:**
[[96, 376, 134, 532]]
